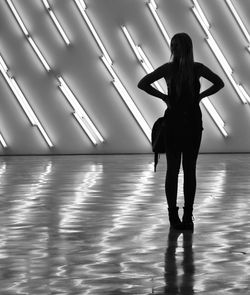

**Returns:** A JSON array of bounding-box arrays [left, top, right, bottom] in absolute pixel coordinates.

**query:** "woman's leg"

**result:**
[[182, 132, 202, 208], [181, 131, 202, 230], [165, 148, 182, 208], [165, 147, 182, 229]]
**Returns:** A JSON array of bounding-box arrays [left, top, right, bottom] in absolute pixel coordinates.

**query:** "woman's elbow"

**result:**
[[137, 80, 143, 89], [216, 79, 224, 90], [137, 80, 146, 90], [138, 74, 151, 90]]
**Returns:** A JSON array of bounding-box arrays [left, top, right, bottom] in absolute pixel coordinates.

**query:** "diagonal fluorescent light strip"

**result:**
[[0, 133, 7, 149], [101, 56, 151, 141], [192, 3, 233, 76], [73, 112, 97, 145], [10, 79, 38, 124], [5, 0, 29, 35], [238, 84, 250, 103], [205, 36, 232, 76], [0, 54, 54, 147], [137, 46, 154, 73], [57, 76, 104, 145], [112, 78, 151, 140], [202, 97, 228, 137], [42, 0, 71, 46], [6, 0, 104, 145], [75, 0, 152, 142], [146, 1, 228, 137], [27, 37, 51, 72], [75, 0, 112, 65], [192, 0, 250, 104], [6, 0, 51, 72], [147, 0, 171, 46], [193, 0, 210, 30], [121, 26, 142, 62], [224, 0, 250, 46], [225, 0, 250, 53], [226, 72, 250, 104], [121, 25, 165, 94]]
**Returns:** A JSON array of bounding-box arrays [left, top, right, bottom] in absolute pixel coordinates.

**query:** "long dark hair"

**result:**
[[170, 33, 194, 98]]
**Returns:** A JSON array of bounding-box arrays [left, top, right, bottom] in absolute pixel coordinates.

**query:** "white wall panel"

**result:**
[[0, 0, 249, 154]]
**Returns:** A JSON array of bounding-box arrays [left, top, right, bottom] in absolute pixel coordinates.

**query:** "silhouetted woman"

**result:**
[[138, 33, 224, 231]]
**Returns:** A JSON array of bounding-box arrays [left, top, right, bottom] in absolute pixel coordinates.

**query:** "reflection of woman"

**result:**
[[138, 33, 224, 230], [164, 229, 195, 294]]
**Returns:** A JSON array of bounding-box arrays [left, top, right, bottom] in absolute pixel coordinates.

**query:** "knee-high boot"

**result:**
[[168, 207, 182, 230]]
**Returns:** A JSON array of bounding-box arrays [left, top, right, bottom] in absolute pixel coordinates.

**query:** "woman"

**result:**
[[138, 33, 224, 231]]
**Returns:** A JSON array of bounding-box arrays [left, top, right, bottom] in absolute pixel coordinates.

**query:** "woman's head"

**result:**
[[170, 33, 194, 64], [169, 33, 194, 97]]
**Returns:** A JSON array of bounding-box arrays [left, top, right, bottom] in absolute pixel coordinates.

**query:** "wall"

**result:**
[[0, 0, 250, 155]]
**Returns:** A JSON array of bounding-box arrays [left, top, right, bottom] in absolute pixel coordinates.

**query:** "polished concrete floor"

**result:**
[[0, 154, 250, 294]]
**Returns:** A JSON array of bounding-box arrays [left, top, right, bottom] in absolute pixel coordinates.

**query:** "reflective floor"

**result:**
[[0, 154, 250, 294]]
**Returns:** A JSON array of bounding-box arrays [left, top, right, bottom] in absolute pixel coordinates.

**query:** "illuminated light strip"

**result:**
[[192, 5, 209, 35], [6, 0, 51, 72], [101, 56, 151, 141], [192, 0, 250, 104], [137, 46, 154, 73], [238, 84, 250, 103], [202, 98, 228, 137], [224, 0, 250, 47], [5, 0, 28, 35], [73, 113, 97, 145], [226, 73, 250, 104], [205, 35, 232, 76], [225, 1, 250, 52], [0, 54, 54, 147], [147, 0, 171, 46], [192, 5, 232, 76], [122, 25, 165, 93], [57, 76, 104, 145], [193, 0, 210, 29], [42, 0, 71, 46], [27, 37, 51, 72], [75, 0, 151, 142], [121, 26, 142, 62], [113, 78, 151, 140], [146, 2, 228, 137], [74, 0, 112, 65], [0, 133, 8, 149]]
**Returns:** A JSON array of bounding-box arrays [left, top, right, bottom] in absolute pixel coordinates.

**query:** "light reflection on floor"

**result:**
[[0, 154, 249, 294]]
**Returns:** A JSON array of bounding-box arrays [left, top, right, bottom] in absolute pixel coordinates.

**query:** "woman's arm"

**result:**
[[198, 63, 224, 101], [137, 64, 170, 106]]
